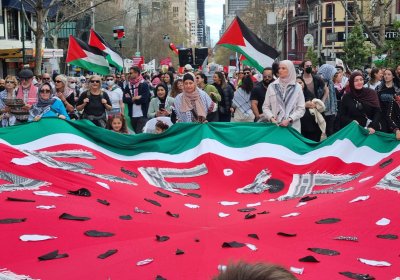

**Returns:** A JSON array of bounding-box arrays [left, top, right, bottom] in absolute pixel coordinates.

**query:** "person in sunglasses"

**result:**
[[76, 75, 112, 128], [0, 75, 18, 126], [28, 82, 69, 122], [104, 75, 124, 117], [251, 67, 275, 121]]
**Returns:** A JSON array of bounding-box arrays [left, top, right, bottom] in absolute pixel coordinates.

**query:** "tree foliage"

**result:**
[[343, 24, 370, 70], [304, 47, 318, 66], [377, 21, 400, 68], [21, 0, 110, 75]]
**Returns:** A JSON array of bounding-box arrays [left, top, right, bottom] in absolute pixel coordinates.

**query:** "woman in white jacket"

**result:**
[[262, 60, 305, 133]]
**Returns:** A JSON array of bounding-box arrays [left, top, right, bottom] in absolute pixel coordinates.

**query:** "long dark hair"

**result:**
[[163, 71, 174, 85], [240, 75, 253, 93], [296, 76, 314, 101], [214, 71, 227, 89]]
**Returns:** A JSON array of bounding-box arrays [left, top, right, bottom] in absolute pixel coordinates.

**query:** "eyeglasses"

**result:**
[[40, 89, 51, 93], [55, 80, 63, 83], [106, 79, 114, 81], [90, 80, 101, 84], [5, 80, 15, 84]]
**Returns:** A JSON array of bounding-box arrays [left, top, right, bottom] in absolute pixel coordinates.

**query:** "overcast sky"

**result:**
[[205, 0, 224, 46]]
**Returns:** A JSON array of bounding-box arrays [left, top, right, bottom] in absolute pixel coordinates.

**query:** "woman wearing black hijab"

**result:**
[[339, 71, 382, 134]]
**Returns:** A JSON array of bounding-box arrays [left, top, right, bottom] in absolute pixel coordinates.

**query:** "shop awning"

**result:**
[[0, 48, 33, 59]]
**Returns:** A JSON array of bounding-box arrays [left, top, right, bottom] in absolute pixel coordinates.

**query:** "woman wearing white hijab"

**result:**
[[262, 60, 305, 132]]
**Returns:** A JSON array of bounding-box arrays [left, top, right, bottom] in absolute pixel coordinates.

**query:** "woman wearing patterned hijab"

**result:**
[[339, 71, 381, 134], [28, 82, 70, 122], [262, 60, 305, 132], [173, 73, 214, 123]]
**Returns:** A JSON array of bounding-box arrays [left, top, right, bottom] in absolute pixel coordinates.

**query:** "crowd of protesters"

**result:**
[[1, 60, 400, 141]]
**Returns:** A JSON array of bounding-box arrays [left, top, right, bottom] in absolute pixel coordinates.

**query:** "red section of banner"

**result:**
[[0, 139, 400, 279]]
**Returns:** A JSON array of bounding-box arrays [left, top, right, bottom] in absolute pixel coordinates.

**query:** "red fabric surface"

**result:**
[[0, 143, 399, 279]]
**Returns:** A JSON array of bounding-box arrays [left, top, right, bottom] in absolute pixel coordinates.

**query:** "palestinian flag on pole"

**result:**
[[89, 29, 124, 72], [66, 35, 110, 75], [0, 120, 399, 279], [217, 16, 279, 72]]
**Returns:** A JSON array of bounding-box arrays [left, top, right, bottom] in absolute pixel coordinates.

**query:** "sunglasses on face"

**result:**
[[55, 80, 63, 83], [106, 79, 114, 81], [69, 81, 76, 84], [5, 80, 15, 84], [90, 80, 101, 84], [244, 72, 251, 75], [40, 89, 51, 93]]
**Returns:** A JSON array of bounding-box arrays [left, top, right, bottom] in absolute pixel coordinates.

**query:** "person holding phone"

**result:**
[[147, 83, 174, 119]]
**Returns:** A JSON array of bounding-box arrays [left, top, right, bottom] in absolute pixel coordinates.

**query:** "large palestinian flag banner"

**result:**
[[66, 35, 110, 75], [217, 16, 280, 72], [88, 29, 124, 72], [0, 119, 399, 279]]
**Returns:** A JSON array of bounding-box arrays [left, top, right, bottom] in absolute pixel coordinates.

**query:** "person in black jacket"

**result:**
[[213, 71, 233, 122], [339, 71, 382, 134], [123, 66, 151, 133], [376, 68, 400, 140]]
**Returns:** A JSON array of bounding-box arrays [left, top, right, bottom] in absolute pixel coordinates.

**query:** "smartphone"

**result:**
[[159, 103, 165, 110]]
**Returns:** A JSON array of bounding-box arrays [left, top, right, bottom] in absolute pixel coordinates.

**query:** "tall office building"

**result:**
[[227, 0, 251, 15], [197, 0, 206, 46], [222, 0, 251, 33]]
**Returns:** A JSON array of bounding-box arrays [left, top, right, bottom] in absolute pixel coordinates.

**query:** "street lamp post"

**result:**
[[20, 0, 26, 65], [136, 4, 141, 56]]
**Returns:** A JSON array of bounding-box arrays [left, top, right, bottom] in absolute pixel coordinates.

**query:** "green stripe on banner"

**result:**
[[0, 119, 399, 158]]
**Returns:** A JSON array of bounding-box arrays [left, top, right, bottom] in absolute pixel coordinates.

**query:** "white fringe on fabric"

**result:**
[[0, 171, 51, 193], [0, 269, 38, 280], [278, 172, 360, 200], [376, 165, 400, 193], [40, 150, 96, 159], [236, 169, 272, 194], [139, 164, 208, 195], [20, 150, 136, 186]]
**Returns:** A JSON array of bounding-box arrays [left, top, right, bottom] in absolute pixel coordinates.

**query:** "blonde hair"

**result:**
[[4, 75, 18, 87], [55, 74, 67, 86]]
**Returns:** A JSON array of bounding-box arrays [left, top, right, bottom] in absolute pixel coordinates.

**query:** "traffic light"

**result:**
[[113, 26, 125, 40], [194, 47, 208, 67], [178, 48, 193, 67]]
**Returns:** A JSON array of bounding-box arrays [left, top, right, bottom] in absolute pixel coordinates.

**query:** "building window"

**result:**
[[173, 6, 178, 18], [7, 9, 19, 39], [22, 13, 32, 41], [0, 1, 4, 38], [325, 28, 332, 45], [326, 3, 335, 20]]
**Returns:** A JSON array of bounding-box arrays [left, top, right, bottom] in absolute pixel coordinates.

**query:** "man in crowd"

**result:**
[[123, 66, 151, 134], [250, 67, 275, 121], [16, 68, 38, 110]]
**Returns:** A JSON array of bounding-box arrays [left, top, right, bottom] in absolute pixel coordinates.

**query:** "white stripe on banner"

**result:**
[[1, 134, 398, 166]]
